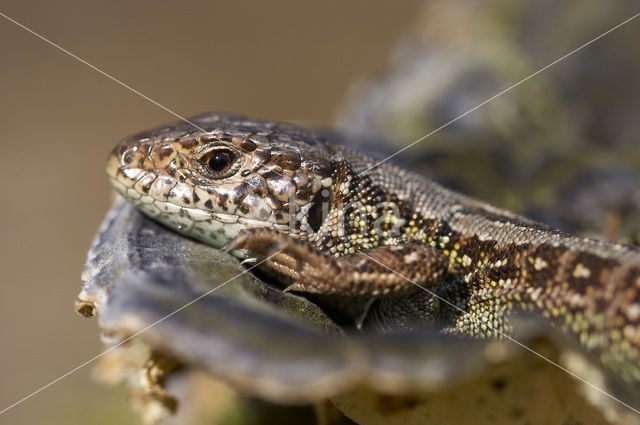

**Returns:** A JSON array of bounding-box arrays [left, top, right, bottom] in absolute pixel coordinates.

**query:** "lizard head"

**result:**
[[106, 113, 335, 248]]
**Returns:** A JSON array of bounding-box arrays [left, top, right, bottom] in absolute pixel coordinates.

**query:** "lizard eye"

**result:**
[[207, 150, 234, 172], [199, 147, 241, 179]]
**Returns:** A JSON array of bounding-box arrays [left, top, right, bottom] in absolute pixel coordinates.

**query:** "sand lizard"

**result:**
[[107, 112, 640, 384]]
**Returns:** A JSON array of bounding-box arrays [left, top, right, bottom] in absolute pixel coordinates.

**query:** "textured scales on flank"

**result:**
[[107, 112, 640, 384]]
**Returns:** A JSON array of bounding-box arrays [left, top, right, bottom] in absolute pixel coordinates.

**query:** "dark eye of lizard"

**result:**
[[208, 150, 234, 172], [201, 148, 239, 178]]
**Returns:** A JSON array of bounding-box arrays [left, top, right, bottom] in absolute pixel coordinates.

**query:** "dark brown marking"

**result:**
[[295, 188, 311, 201], [253, 149, 271, 163], [123, 152, 135, 165], [271, 151, 301, 170], [179, 139, 197, 149], [199, 134, 216, 143], [218, 193, 229, 210], [156, 146, 174, 161], [258, 169, 280, 180], [266, 195, 283, 210], [303, 158, 332, 177], [240, 139, 257, 151]]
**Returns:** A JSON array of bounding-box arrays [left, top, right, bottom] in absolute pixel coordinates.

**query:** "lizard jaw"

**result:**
[[106, 165, 291, 249]]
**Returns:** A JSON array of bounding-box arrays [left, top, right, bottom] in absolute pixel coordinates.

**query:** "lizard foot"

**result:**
[[225, 228, 450, 297]]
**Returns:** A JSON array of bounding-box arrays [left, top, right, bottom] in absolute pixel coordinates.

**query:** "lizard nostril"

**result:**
[[122, 151, 135, 165]]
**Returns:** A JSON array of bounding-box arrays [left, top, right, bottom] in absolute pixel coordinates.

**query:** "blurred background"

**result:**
[[0, 2, 422, 424], [1, 1, 640, 424]]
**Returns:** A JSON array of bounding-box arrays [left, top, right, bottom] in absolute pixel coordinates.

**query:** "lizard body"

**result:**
[[107, 112, 640, 383]]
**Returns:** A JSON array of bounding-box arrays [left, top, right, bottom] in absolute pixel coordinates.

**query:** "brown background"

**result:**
[[0, 1, 423, 424]]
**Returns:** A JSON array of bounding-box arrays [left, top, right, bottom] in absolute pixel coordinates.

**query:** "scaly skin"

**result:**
[[107, 112, 640, 384]]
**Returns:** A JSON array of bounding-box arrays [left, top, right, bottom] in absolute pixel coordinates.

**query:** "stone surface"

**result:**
[[78, 199, 640, 424]]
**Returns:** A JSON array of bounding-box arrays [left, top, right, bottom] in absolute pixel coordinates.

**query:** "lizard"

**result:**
[[107, 112, 640, 384]]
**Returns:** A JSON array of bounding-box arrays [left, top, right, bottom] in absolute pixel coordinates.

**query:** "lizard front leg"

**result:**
[[223, 228, 450, 297]]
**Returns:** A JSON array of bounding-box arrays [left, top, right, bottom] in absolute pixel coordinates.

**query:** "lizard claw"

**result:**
[[223, 228, 297, 260], [240, 257, 258, 265], [283, 282, 314, 293], [222, 232, 250, 252]]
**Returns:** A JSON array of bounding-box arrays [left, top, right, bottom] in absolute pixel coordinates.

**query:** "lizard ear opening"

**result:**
[[307, 188, 332, 233]]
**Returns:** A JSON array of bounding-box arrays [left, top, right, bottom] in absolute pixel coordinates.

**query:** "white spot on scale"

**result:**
[[572, 263, 591, 279], [534, 257, 548, 271], [403, 252, 420, 263], [626, 304, 640, 322], [121, 168, 142, 180]]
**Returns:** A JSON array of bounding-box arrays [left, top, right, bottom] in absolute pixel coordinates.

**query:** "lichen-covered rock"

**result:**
[[337, 0, 640, 241], [77, 199, 640, 424]]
